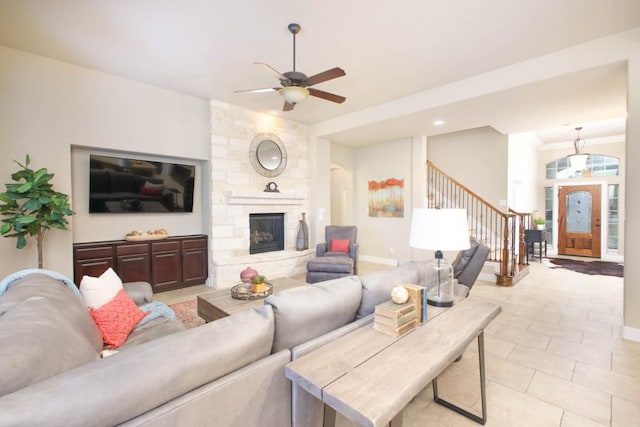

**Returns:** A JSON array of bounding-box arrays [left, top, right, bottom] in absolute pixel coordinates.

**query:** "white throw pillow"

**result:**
[[80, 267, 124, 309]]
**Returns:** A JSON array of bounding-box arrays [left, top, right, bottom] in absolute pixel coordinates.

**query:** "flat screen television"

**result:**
[[89, 154, 196, 213]]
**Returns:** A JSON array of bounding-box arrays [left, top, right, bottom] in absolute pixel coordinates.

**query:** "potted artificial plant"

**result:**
[[533, 217, 546, 230], [0, 155, 74, 268]]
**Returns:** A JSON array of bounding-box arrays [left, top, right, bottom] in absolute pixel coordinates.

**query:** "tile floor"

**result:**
[[155, 260, 640, 426]]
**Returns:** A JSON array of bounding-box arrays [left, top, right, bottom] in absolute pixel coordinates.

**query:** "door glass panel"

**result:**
[[566, 191, 592, 233]]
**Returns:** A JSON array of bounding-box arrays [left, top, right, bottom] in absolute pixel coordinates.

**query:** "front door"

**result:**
[[558, 184, 601, 257]]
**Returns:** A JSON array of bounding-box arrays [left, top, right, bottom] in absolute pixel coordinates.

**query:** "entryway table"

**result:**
[[285, 298, 501, 426]]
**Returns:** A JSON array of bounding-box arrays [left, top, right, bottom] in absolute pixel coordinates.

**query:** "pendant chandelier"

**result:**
[[567, 126, 588, 171]]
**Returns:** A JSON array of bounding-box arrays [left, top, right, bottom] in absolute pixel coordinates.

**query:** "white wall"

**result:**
[[0, 46, 210, 279], [427, 126, 509, 209], [352, 139, 414, 262], [508, 133, 541, 212], [330, 143, 356, 226], [624, 53, 640, 339]]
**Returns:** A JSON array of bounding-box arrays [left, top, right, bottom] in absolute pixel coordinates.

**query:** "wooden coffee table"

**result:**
[[197, 277, 305, 322]]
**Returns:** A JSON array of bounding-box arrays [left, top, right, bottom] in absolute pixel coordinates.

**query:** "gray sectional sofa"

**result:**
[[0, 261, 475, 426]]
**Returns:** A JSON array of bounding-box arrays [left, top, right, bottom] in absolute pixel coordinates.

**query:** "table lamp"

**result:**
[[409, 208, 470, 307]]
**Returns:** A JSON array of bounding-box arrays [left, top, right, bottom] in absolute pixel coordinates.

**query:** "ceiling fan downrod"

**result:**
[[288, 23, 301, 72]]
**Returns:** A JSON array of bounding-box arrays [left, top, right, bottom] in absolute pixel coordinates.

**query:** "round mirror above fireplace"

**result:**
[[250, 133, 287, 177]]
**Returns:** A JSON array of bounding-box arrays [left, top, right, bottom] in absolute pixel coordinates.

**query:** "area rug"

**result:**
[[548, 258, 623, 277], [169, 300, 205, 329]]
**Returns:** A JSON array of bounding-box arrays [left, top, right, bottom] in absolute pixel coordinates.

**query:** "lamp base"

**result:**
[[427, 298, 453, 308]]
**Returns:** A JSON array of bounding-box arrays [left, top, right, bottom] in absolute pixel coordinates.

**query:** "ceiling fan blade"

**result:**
[[306, 67, 346, 86], [283, 101, 295, 111], [308, 88, 346, 104], [254, 62, 288, 81], [234, 87, 279, 94]]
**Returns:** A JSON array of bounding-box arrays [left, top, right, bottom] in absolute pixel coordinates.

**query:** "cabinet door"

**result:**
[[74, 258, 115, 286], [151, 241, 182, 292], [182, 238, 208, 286], [73, 245, 114, 285], [116, 244, 151, 283]]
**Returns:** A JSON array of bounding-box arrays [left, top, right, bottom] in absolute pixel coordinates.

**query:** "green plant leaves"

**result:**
[[0, 154, 74, 265]]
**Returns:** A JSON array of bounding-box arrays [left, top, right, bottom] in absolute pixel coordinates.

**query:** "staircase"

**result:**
[[426, 161, 529, 286]]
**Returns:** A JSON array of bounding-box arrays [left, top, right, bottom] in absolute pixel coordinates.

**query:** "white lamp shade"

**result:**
[[409, 208, 470, 251], [568, 153, 588, 171], [279, 86, 310, 104]]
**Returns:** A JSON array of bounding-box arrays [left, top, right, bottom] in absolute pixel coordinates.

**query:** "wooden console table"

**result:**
[[286, 299, 501, 426]]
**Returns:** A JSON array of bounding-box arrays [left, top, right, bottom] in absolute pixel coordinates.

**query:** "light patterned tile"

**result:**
[[612, 396, 640, 427], [516, 306, 563, 322], [588, 311, 623, 327], [485, 312, 534, 335], [507, 345, 575, 379], [463, 334, 515, 360], [492, 324, 551, 350], [548, 337, 611, 369], [458, 352, 535, 393], [573, 362, 640, 405], [561, 411, 607, 427], [529, 319, 583, 343], [560, 317, 613, 338], [612, 352, 640, 378], [478, 381, 563, 427], [527, 371, 611, 425], [582, 332, 640, 357]]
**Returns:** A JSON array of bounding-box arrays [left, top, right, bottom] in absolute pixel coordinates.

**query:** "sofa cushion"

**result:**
[[356, 266, 420, 319], [89, 289, 149, 349], [80, 267, 123, 308], [266, 276, 362, 353], [122, 281, 154, 306], [0, 274, 103, 397], [0, 306, 276, 427]]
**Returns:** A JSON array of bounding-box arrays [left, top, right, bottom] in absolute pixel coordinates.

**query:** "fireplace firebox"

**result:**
[[249, 213, 285, 254]]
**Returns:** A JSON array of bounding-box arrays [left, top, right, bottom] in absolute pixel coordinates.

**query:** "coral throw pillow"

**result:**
[[89, 289, 148, 349], [331, 239, 350, 253]]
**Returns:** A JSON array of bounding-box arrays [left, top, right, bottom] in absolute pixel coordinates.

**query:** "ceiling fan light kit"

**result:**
[[236, 23, 346, 111], [279, 86, 309, 104]]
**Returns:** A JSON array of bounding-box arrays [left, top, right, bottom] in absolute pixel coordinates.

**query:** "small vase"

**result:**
[[301, 212, 309, 250], [296, 219, 305, 251]]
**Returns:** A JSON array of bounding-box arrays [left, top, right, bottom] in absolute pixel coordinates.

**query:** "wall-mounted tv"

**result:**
[[89, 154, 196, 213]]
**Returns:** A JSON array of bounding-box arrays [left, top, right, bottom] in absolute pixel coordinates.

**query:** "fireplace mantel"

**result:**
[[226, 190, 305, 205]]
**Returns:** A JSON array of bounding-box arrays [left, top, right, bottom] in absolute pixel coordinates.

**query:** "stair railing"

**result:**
[[509, 208, 532, 266], [426, 161, 525, 284]]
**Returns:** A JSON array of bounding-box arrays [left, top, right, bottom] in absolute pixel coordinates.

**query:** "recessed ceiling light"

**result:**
[[433, 120, 444, 126]]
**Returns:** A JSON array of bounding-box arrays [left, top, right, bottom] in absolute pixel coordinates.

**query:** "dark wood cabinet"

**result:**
[[151, 240, 182, 292], [73, 235, 208, 293], [182, 237, 208, 286]]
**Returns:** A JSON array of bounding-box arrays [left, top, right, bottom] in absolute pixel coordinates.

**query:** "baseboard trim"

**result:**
[[359, 255, 398, 266], [622, 326, 640, 343]]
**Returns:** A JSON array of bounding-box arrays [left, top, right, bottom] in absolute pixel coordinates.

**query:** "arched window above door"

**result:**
[[545, 155, 619, 179]]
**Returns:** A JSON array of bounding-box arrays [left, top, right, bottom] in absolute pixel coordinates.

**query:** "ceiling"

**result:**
[[0, 0, 638, 146]]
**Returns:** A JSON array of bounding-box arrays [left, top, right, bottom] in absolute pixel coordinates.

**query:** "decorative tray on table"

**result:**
[[230, 282, 273, 300]]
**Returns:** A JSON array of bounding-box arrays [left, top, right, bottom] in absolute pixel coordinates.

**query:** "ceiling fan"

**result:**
[[236, 23, 346, 111]]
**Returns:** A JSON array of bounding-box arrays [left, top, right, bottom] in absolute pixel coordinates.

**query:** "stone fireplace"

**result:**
[[208, 101, 313, 288]]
